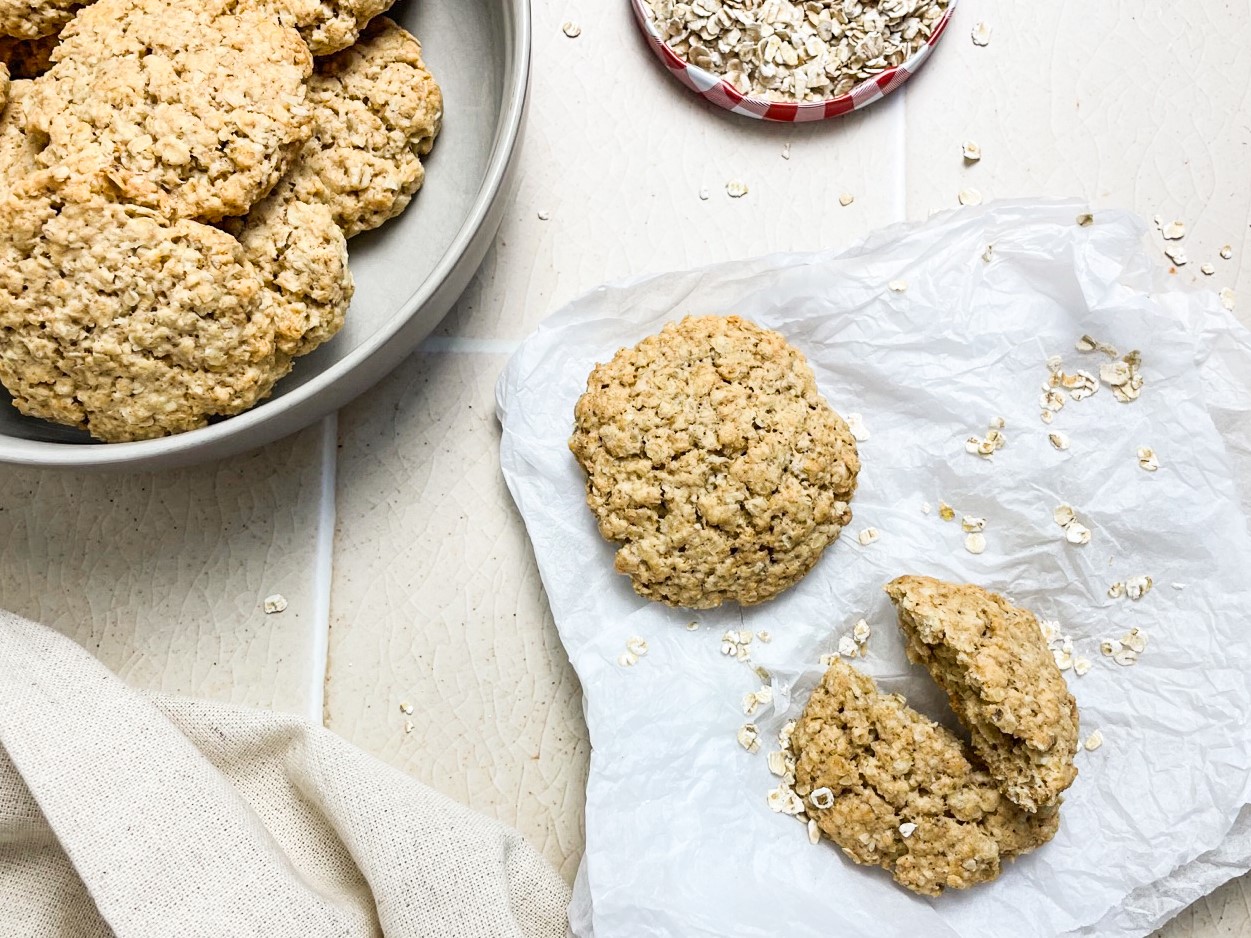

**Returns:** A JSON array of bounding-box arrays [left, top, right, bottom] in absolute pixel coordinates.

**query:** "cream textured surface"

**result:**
[[0, 1, 1248, 932]]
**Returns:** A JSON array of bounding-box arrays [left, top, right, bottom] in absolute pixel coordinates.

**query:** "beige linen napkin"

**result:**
[[0, 611, 571, 938]]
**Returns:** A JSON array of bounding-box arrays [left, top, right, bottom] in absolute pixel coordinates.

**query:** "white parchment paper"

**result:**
[[496, 202, 1251, 938]]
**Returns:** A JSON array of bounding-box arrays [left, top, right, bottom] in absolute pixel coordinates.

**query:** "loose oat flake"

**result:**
[[964, 532, 987, 555], [561, 21, 582, 38], [767, 750, 791, 777], [839, 192, 855, 207], [1084, 730, 1104, 751], [626, 636, 650, 657], [1074, 657, 1092, 676], [1201, 263, 1215, 276], [939, 501, 955, 521], [1077, 213, 1094, 227], [726, 180, 749, 198], [857, 527, 879, 546], [698, 187, 710, 201], [899, 822, 917, 838], [1049, 432, 1070, 451], [971, 21, 991, 45], [757, 630, 772, 643], [400, 701, 414, 715], [1064, 522, 1092, 545], [536, 210, 551, 221], [1162, 221, 1186, 241], [852, 618, 871, 644], [1221, 245, 1233, 260], [807, 818, 821, 845], [767, 785, 805, 815], [1053, 504, 1075, 527], [618, 652, 639, 668], [961, 515, 985, 533], [845, 412, 870, 441], [643, 0, 953, 103], [1164, 245, 1188, 267], [263, 594, 288, 614], [1126, 575, 1153, 600], [738, 723, 761, 753], [1220, 288, 1236, 312], [1137, 446, 1160, 471], [837, 634, 859, 658], [781, 142, 792, 160], [958, 187, 983, 207], [809, 787, 835, 810], [888, 279, 908, 293], [921, 501, 932, 515], [962, 141, 981, 162]]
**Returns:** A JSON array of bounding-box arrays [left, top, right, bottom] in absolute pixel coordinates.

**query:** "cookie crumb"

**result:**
[[839, 193, 855, 207], [263, 594, 288, 614], [399, 701, 414, 715], [561, 21, 582, 38], [898, 821, 917, 838], [962, 141, 981, 162], [726, 180, 749, 198], [971, 21, 992, 45]]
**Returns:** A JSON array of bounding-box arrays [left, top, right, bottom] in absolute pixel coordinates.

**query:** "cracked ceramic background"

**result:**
[[0, 0, 1249, 930]]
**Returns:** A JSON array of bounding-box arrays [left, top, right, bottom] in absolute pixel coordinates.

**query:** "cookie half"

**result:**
[[272, 16, 442, 238], [885, 575, 1080, 812], [569, 315, 860, 609], [25, 0, 312, 221], [791, 659, 1059, 896], [0, 170, 285, 441]]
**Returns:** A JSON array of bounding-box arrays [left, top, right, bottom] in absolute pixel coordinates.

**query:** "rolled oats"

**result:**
[[898, 821, 917, 837], [837, 634, 859, 658], [263, 594, 289, 614], [1137, 446, 1160, 471], [962, 141, 981, 162], [839, 192, 855, 207], [1221, 245, 1233, 260], [807, 818, 821, 844], [1077, 213, 1094, 227], [768, 784, 806, 815], [643, 0, 952, 103], [958, 187, 983, 207], [809, 787, 836, 810], [726, 180, 749, 198], [845, 412, 870, 441], [961, 515, 985, 533], [1048, 432, 1070, 451], [1107, 581, 1125, 599], [1201, 263, 1215, 276], [562, 21, 582, 38], [939, 501, 956, 521], [970, 21, 991, 45], [964, 532, 987, 555], [1220, 288, 1236, 312], [858, 527, 880, 546], [618, 651, 639, 667], [1084, 730, 1103, 751], [921, 501, 932, 514], [767, 749, 792, 776], [738, 723, 762, 753], [888, 279, 908, 293], [536, 210, 551, 221], [1162, 221, 1186, 241], [626, 636, 650, 657], [1073, 657, 1091, 676], [1064, 522, 1091, 546], [1125, 575, 1153, 600], [1164, 245, 1188, 267]]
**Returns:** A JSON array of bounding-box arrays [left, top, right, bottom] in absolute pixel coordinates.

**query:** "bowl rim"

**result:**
[[0, 0, 533, 468], [629, 0, 957, 122]]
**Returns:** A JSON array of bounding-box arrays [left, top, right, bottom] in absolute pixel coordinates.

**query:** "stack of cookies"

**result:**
[[0, 0, 442, 441]]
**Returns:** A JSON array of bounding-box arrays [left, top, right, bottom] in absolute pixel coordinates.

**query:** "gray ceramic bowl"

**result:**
[[0, 0, 530, 469]]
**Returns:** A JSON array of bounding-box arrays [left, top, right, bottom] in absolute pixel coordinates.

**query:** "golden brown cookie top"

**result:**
[[25, 0, 312, 221], [791, 659, 1059, 896], [569, 315, 859, 609], [229, 192, 354, 360], [267, 0, 394, 55], [0, 0, 82, 41], [885, 575, 1080, 810], [0, 170, 284, 441], [273, 16, 442, 239]]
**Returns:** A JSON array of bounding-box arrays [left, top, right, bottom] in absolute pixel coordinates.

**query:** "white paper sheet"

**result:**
[[497, 201, 1251, 938]]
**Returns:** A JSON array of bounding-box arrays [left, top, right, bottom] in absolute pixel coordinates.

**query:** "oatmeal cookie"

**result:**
[[569, 315, 860, 609], [226, 193, 353, 358], [791, 659, 1059, 897], [25, 0, 312, 221], [272, 17, 442, 238], [0, 0, 83, 41], [0, 170, 285, 441], [885, 575, 1080, 812], [0, 79, 38, 197], [268, 0, 395, 55], [0, 30, 59, 78], [0, 63, 6, 108]]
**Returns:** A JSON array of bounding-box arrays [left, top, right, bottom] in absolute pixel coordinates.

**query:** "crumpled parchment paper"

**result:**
[[496, 201, 1251, 938]]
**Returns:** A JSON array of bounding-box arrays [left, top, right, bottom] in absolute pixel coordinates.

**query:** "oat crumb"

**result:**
[[263, 594, 288, 615], [1084, 730, 1104, 751]]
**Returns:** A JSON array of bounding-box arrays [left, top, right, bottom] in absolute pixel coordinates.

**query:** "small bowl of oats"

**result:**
[[631, 0, 957, 122]]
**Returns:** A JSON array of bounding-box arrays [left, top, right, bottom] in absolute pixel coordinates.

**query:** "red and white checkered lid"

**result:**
[[629, 0, 958, 122]]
